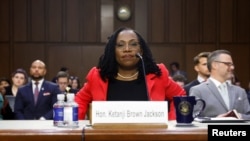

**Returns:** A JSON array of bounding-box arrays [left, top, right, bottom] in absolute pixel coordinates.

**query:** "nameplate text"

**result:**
[[91, 101, 168, 124]]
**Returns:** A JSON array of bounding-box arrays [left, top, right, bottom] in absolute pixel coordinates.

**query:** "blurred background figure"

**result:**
[[56, 71, 70, 93], [51, 67, 69, 84], [229, 73, 241, 87], [246, 81, 250, 104], [169, 61, 188, 82], [0, 77, 12, 119], [70, 76, 81, 93], [172, 74, 187, 88], [0, 78, 11, 88], [184, 52, 210, 96], [56, 71, 78, 94], [0, 84, 4, 120], [5, 68, 28, 97], [3, 68, 28, 119]]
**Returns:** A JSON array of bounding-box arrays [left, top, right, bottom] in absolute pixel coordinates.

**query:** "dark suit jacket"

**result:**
[[184, 80, 200, 96], [14, 80, 61, 120]]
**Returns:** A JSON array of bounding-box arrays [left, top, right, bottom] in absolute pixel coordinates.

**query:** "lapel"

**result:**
[[227, 84, 236, 109], [207, 79, 228, 110], [27, 82, 35, 104]]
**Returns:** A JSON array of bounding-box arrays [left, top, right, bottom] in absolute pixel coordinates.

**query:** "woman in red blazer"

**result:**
[[75, 27, 186, 120]]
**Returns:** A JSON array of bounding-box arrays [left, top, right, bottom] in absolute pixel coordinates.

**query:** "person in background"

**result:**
[[172, 74, 187, 88], [190, 49, 250, 120], [169, 62, 188, 82], [229, 73, 241, 87], [56, 71, 78, 101], [0, 77, 11, 88], [0, 78, 12, 119], [246, 82, 250, 104], [5, 68, 28, 97], [234, 80, 241, 87], [1, 68, 28, 119], [184, 52, 211, 96], [51, 67, 69, 84], [0, 84, 5, 120], [75, 27, 186, 120], [14, 60, 61, 120], [70, 76, 81, 93], [56, 71, 71, 93]]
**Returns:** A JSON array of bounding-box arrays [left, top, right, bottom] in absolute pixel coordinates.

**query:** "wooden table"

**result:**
[[84, 121, 207, 141], [0, 120, 87, 141], [0, 120, 208, 141]]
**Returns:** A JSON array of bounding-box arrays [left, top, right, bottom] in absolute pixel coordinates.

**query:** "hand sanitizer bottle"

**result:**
[[53, 94, 65, 126], [64, 93, 78, 127]]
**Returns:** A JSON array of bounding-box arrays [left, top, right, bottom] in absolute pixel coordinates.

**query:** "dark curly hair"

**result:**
[[98, 27, 161, 82]]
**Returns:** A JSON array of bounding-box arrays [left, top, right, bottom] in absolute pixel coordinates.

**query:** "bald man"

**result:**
[[14, 60, 61, 120]]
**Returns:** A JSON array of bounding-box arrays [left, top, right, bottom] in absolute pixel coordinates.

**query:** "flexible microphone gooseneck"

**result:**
[[136, 53, 150, 100]]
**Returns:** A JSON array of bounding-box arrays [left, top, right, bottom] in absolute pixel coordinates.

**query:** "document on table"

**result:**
[[194, 117, 248, 123]]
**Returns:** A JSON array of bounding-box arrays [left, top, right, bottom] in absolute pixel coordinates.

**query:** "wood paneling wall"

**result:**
[[0, 0, 250, 89]]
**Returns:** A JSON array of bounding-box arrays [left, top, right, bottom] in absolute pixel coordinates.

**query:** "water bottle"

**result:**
[[53, 94, 65, 126], [64, 93, 78, 127]]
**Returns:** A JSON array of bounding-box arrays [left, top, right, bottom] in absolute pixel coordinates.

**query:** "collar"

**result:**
[[209, 77, 228, 87], [32, 79, 44, 85], [197, 75, 206, 83]]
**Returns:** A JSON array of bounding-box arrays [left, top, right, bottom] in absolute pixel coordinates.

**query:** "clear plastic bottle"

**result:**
[[64, 93, 78, 127], [53, 94, 65, 126]]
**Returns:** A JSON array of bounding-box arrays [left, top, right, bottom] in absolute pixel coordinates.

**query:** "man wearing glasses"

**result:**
[[56, 71, 78, 101], [190, 49, 250, 120]]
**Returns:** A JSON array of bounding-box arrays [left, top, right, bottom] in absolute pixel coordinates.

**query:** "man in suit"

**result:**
[[190, 50, 250, 119], [184, 52, 210, 96], [14, 60, 61, 120], [56, 71, 78, 101]]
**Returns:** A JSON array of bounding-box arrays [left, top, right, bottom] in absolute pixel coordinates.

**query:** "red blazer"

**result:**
[[75, 63, 186, 120]]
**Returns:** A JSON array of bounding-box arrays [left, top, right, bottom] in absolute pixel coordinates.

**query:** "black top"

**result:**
[[2, 86, 15, 119], [107, 79, 148, 101], [4, 86, 14, 96]]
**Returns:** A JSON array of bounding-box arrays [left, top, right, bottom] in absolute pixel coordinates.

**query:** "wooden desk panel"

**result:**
[[0, 120, 86, 141], [0, 130, 83, 141], [84, 123, 208, 141], [0, 120, 208, 141]]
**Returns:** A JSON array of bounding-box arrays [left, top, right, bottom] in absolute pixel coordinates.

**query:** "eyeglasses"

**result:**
[[214, 61, 234, 67], [116, 41, 140, 51]]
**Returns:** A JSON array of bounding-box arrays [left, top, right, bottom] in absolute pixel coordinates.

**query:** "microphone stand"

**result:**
[[136, 53, 150, 100]]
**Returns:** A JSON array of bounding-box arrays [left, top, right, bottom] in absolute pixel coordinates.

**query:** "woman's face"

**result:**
[[71, 79, 79, 89], [115, 30, 142, 70], [0, 80, 10, 87], [12, 73, 26, 87], [0, 82, 6, 94]]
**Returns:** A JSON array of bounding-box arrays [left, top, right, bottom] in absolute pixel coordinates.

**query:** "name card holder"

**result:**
[[89, 101, 168, 129]]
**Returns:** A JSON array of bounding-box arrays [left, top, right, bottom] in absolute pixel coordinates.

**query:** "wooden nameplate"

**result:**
[[92, 123, 168, 129]]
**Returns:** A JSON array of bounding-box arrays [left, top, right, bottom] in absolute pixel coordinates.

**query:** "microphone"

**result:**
[[136, 53, 150, 100]]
